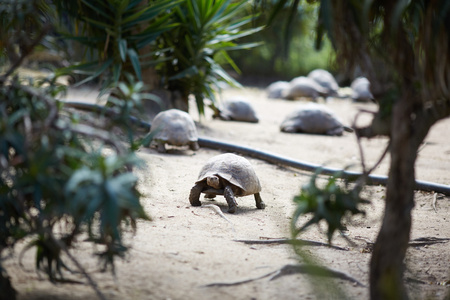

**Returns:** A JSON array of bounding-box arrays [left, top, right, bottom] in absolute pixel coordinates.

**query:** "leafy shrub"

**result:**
[[0, 76, 149, 287], [291, 169, 369, 243]]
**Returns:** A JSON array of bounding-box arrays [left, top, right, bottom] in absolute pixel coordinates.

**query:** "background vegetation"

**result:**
[[230, 1, 335, 84]]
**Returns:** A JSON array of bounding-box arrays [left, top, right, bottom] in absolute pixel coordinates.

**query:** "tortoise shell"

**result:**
[[195, 153, 261, 197], [215, 99, 259, 123], [280, 103, 347, 136], [150, 109, 199, 151]]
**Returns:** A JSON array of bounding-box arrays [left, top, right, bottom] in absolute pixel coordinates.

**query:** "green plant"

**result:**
[[158, 0, 262, 115], [291, 169, 369, 243], [230, 1, 335, 80], [54, 0, 182, 93], [104, 73, 162, 149], [0, 2, 151, 298], [0, 74, 149, 298]]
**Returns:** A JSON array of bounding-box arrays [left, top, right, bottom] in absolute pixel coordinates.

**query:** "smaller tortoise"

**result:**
[[149, 109, 199, 153], [307, 69, 340, 97], [189, 153, 265, 213], [280, 103, 353, 136], [266, 81, 290, 99], [351, 77, 374, 102], [212, 99, 259, 123], [282, 76, 328, 101]]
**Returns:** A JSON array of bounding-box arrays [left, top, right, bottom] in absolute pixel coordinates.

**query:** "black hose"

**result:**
[[198, 137, 450, 195], [62, 101, 450, 196]]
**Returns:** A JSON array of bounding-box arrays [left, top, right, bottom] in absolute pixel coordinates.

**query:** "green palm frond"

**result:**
[[160, 0, 262, 115]]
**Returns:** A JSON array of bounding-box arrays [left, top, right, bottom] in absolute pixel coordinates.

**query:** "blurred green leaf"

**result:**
[[291, 169, 370, 243]]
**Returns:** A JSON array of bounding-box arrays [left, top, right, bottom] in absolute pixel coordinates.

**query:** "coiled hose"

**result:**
[[62, 101, 450, 196]]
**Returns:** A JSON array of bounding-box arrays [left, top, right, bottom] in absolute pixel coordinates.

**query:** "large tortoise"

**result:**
[[280, 103, 352, 136], [282, 76, 328, 101], [149, 109, 199, 153], [189, 153, 265, 213], [212, 99, 259, 123]]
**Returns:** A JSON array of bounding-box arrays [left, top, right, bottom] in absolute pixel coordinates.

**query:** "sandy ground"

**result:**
[[5, 86, 450, 300]]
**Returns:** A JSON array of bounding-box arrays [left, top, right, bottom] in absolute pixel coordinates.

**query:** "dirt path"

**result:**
[[6, 87, 450, 300]]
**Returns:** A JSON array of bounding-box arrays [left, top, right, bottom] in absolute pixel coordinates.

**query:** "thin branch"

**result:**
[[234, 238, 348, 251], [0, 24, 52, 82], [355, 236, 450, 248], [432, 193, 437, 212], [50, 235, 107, 300], [11, 82, 59, 129], [55, 122, 126, 155], [352, 108, 391, 192], [202, 263, 365, 288], [201, 204, 236, 233], [352, 109, 369, 173]]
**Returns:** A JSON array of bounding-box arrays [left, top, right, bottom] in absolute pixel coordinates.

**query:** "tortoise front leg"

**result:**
[[189, 183, 204, 206], [254, 193, 265, 209], [224, 185, 238, 213]]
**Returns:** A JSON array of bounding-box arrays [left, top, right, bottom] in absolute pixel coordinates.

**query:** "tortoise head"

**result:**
[[206, 175, 221, 189]]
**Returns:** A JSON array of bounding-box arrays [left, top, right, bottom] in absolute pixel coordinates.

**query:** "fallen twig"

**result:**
[[355, 236, 450, 248], [432, 193, 437, 212], [202, 263, 365, 288], [234, 238, 348, 251], [201, 270, 275, 287], [408, 237, 450, 247], [201, 204, 236, 233], [269, 264, 365, 287], [53, 237, 107, 300]]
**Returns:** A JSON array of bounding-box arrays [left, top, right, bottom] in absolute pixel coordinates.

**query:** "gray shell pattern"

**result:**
[[266, 81, 290, 99], [307, 69, 339, 97], [282, 76, 328, 100], [150, 109, 198, 146], [220, 99, 259, 123], [280, 103, 345, 135]]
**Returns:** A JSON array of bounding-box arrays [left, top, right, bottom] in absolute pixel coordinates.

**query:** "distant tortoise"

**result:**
[[307, 69, 340, 97], [189, 153, 265, 213], [280, 103, 353, 136], [266, 81, 290, 99], [351, 77, 374, 102], [282, 76, 328, 101], [149, 109, 199, 153], [212, 99, 259, 123]]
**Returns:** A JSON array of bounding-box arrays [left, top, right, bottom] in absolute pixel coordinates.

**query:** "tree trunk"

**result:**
[[369, 92, 430, 299], [0, 270, 16, 300]]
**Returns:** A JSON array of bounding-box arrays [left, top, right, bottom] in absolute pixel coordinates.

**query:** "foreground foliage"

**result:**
[[0, 1, 151, 299]]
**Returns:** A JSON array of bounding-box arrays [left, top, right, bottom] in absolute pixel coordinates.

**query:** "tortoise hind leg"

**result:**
[[189, 183, 205, 206], [157, 142, 166, 153], [190, 141, 200, 151], [254, 193, 265, 209], [224, 185, 238, 213]]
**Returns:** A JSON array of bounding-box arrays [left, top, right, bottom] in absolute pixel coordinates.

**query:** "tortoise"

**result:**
[[266, 81, 290, 99], [212, 99, 259, 123], [351, 77, 374, 102], [282, 76, 328, 101], [189, 153, 265, 213], [307, 69, 340, 97], [280, 103, 353, 136], [149, 109, 199, 153]]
